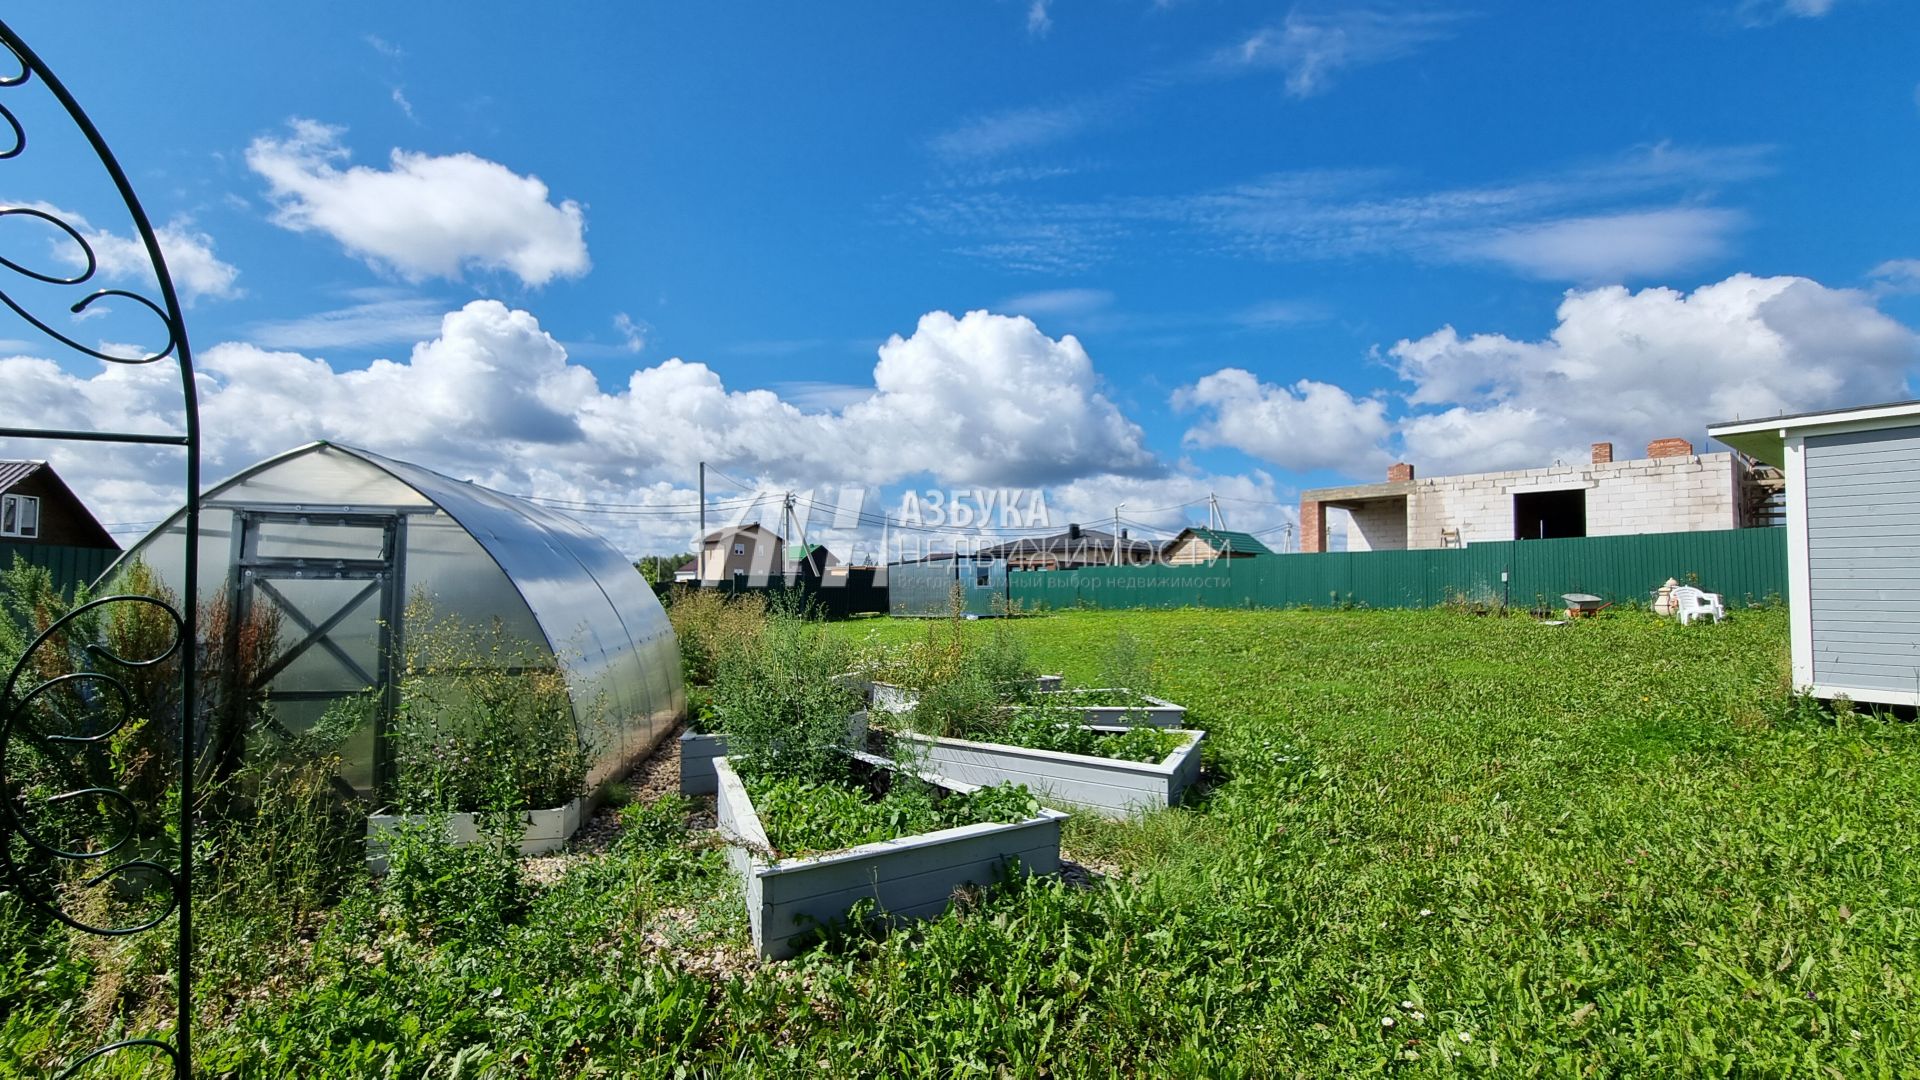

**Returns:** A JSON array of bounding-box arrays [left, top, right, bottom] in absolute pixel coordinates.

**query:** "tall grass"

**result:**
[[12, 605, 1920, 1076]]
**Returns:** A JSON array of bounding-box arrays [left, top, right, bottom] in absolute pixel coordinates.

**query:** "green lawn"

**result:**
[[9, 605, 1920, 1076]]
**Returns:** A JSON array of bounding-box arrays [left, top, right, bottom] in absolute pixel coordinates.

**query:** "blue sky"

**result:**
[[2, 1, 1917, 558]]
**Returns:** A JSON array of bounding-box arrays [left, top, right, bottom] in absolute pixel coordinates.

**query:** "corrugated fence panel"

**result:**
[[0, 542, 118, 596], [1007, 528, 1786, 612]]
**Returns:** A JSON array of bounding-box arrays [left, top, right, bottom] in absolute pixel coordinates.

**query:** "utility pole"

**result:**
[[1112, 503, 1125, 566], [698, 461, 706, 580], [1208, 492, 1222, 531]]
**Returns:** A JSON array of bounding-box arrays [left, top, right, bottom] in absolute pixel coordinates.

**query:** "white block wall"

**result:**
[[1392, 453, 1741, 550], [1345, 498, 1410, 552]]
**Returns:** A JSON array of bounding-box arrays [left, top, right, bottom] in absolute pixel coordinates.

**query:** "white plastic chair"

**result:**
[[1671, 585, 1725, 625]]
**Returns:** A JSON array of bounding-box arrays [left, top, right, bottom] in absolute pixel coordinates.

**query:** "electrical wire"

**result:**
[[524, 493, 761, 512], [702, 466, 759, 493]]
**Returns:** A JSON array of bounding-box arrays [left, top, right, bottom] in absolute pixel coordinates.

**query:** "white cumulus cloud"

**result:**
[[0, 304, 1164, 553], [17, 202, 241, 303], [1175, 369, 1392, 473], [1390, 274, 1919, 473], [246, 120, 589, 287], [1176, 273, 1919, 481]]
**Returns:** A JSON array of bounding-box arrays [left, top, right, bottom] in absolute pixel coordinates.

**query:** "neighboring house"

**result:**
[[697, 523, 784, 582], [672, 559, 697, 583], [978, 523, 1157, 570], [1162, 527, 1273, 565], [1711, 400, 1920, 708], [1298, 439, 1776, 553], [785, 542, 840, 578], [696, 524, 836, 582], [0, 460, 117, 550]]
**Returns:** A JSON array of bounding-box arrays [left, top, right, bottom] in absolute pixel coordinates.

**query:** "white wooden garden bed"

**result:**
[[890, 726, 1204, 819], [1043, 689, 1186, 727], [714, 752, 1066, 960], [869, 674, 1064, 714], [365, 797, 585, 872]]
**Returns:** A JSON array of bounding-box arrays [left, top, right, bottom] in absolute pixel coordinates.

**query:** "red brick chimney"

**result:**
[[1386, 462, 1415, 483], [1646, 437, 1695, 459], [1591, 442, 1613, 464]]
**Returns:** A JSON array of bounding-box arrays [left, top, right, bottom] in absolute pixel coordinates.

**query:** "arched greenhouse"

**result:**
[[112, 441, 684, 800]]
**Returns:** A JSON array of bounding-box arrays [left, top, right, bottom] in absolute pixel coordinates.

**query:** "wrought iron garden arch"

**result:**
[[0, 19, 201, 1079]]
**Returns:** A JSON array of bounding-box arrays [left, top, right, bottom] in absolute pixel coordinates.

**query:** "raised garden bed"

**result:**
[[364, 797, 585, 873], [714, 752, 1065, 960], [890, 726, 1205, 819], [1043, 688, 1186, 727], [680, 711, 869, 795], [870, 674, 1063, 715]]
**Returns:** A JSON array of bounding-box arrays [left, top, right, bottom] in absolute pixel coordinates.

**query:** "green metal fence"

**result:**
[[0, 541, 119, 596], [1009, 528, 1787, 612]]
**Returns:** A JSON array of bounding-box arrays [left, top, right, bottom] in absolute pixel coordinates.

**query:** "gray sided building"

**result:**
[[1712, 401, 1920, 708]]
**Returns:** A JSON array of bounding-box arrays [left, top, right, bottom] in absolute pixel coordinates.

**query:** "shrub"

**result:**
[[667, 586, 766, 686], [386, 603, 592, 814], [380, 809, 526, 945], [714, 604, 859, 783]]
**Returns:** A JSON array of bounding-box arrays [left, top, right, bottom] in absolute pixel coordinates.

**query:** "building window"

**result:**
[[1, 494, 38, 539], [733, 542, 746, 555], [975, 566, 991, 587], [1513, 489, 1586, 540]]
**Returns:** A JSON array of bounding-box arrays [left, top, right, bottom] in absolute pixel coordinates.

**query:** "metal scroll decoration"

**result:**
[[0, 21, 201, 1080]]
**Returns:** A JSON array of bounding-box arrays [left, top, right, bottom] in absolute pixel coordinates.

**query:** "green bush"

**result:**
[[386, 604, 592, 814], [380, 810, 527, 945], [711, 603, 859, 783]]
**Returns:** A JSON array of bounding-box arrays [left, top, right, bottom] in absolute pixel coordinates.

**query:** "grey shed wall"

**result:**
[[1804, 426, 1920, 695], [888, 559, 1008, 616]]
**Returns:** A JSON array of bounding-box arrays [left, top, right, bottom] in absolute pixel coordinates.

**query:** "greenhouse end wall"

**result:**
[[109, 442, 685, 800]]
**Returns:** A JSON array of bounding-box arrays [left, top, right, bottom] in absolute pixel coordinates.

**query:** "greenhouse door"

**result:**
[[223, 506, 410, 797]]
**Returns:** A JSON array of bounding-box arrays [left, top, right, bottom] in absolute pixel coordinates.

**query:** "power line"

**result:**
[[524, 493, 760, 511], [702, 466, 758, 494], [523, 497, 762, 517]]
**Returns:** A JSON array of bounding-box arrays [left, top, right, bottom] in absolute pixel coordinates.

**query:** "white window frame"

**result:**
[[1, 493, 39, 539], [732, 542, 747, 556]]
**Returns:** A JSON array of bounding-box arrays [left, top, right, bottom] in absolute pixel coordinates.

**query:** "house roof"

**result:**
[[0, 460, 43, 493], [1709, 399, 1920, 468], [978, 525, 1155, 560], [701, 522, 782, 545], [1170, 527, 1273, 556], [0, 460, 118, 549], [675, 559, 697, 572]]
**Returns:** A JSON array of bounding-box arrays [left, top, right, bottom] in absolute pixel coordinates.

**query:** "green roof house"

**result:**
[[1161, 527, 1273, 565]]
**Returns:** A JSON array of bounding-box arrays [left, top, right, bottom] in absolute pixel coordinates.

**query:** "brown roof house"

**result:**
[[0, 460, 117, 550], [696, 523, 838, 584]]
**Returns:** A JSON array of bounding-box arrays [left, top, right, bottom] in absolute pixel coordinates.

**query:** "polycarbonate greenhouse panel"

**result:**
[[109, 442, 685, 799]]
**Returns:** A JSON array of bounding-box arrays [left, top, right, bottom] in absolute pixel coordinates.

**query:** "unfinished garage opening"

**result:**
[[1514, 488, 1586, 540]]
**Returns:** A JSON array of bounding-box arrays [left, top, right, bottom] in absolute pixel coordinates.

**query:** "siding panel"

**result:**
[[1804, 427, 1920, 691]]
